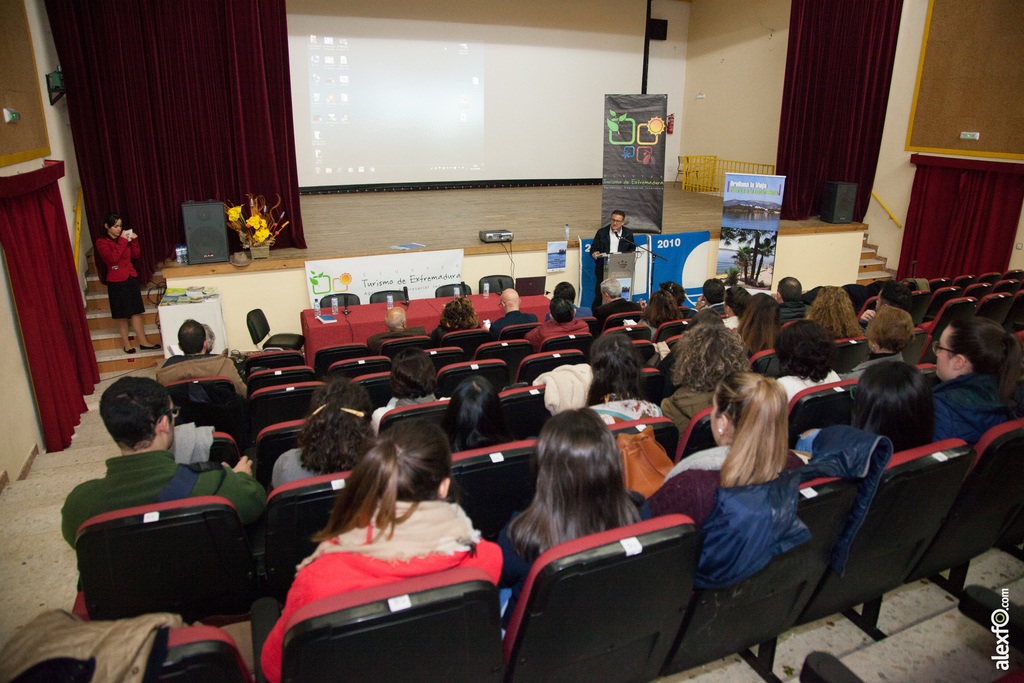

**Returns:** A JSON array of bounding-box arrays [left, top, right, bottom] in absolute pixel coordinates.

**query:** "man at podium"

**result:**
[[590, 209, 636, 309]]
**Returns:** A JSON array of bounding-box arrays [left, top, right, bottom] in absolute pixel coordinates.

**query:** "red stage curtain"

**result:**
[[897, 155, 1024, 281], [776, 0, 904, 221], [0, 162, 99, 452], [45, 0, 306, 284]]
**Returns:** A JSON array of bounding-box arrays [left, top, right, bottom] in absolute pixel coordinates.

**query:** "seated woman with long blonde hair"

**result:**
[[648, 372, 804, 526]]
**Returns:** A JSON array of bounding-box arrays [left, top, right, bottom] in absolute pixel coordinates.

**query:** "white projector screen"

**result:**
[[287, 15, 644, 189]]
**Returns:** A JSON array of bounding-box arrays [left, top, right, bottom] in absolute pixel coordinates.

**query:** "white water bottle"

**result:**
[[564, 223, 570, 240], [317, 299, 322, 317], [483, 281, 489, 298], [331, 296, 339, 316], [386, 292, 394, 309]]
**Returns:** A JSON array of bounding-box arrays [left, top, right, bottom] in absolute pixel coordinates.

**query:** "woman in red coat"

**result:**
[[93, 212, 159, 353], [260, 419, 502, 683]]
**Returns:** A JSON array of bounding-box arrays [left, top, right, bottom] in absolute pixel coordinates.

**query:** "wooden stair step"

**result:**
[[91, 325, 162, 351], [87, 307, 159, 331], [94, 346, 165, 373]]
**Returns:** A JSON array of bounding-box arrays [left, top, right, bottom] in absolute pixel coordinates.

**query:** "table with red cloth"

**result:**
[[301, 294, 551, 364]]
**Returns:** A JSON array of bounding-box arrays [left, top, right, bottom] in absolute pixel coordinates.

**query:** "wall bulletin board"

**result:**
[[907, 0, 1024, 160], [0, 0, 50, 167]]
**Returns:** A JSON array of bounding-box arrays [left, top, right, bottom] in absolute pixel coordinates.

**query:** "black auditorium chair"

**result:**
[[75, 497, 259, 622], [368, 290, 407, 304], [905, 418, 1024, 595], [436, 359, 510, 396], [209, 432, 241, 466], [928, 277, 952, 292], [832, 338, 870, 374], [311, 343, 370, 380], [378, 335, 432, 360], [603, 311, 645, 332], [164, 377, 246, 448], [516, 350, 586, 385], [248, 382, 320, 445], [246, 366, 315, 395], [902, 327, 929, 364], [441, 329, 493, 357], [963, 282, 993, 301], [919, 297, 978, 363], [498, 322, 540, 341], [253, 419, 304, 488], [499, 385, 550, 439], [952, 274, 977, 290], [908, 289, 932, 326], [378, 399, 450, 433], [661, 478, 858, 679], [317, 293, 360, 309], [580, 316, 601, 337], [655, 319, 687, 343], [435, 283, 472, 297], [976, 292, 1014, 326], [353, 371, 392, 409], [244, 350, 305, 378], [503, 516, 700, 683], [856, 296, 878, 320], [799, 652, 865, 683], [475, 340, 532, 381], [1004, 291, 1024, 333], [479, 275, 514, 295], [246, 309, 304, 351], [640, 367, 665, 403], [425, 346, 467, 373], [664, 334, 684, 349], [632, 339, 656, 363], [977, 271, 1003, 286], [604, 324, 653, 342], [795, 439, 974, 637], [607, 417, 679, 461], [156, 625, 251, 683], [451, 440, 537, 541], [787, 380, 858, 447], [674, 407, 715, 463], [327, 355, 391, 380], [1004, 269, 1024, 281], [922, 286, 961, 322], [263, 471, 351, 601], [750, 349, 783, 377], [993, 279, 1022, 295], [540, 332, 593, 359], [253, 569, 504, 683]]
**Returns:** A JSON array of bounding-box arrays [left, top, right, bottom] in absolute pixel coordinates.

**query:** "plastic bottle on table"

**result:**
[[317, 298, 323, 317], [331, 296, 339, 316], [483, 281, 489, 299], [386, 292, 394, 309]]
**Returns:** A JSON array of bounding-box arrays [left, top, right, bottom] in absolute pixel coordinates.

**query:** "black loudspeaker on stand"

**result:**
[[182, 200, 229, 264], [820, 181, 857, 224]]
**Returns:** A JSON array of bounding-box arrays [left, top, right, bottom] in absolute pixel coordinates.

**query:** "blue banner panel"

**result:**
[[649, 232, 712, 309]]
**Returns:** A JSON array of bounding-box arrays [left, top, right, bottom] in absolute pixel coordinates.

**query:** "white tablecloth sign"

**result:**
[[158, 296, 229, 359]]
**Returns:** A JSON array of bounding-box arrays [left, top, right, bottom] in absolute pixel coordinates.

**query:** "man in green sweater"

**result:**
[[61, 377, 265, 548]]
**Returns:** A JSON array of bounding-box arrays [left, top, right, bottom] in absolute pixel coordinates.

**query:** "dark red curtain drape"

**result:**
[[0, 162, 99, 452], [897, 155, 1024, 280], [776, 0, 904, 221], [45, 0, 306, 284]]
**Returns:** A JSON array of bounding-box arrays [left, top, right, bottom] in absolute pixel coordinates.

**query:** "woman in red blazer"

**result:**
[[94, 212, 159, 354]]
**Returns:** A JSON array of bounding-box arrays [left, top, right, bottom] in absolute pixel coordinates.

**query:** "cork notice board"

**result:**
[[0, 0, 50, 167], [907, 0, 1024, 160]]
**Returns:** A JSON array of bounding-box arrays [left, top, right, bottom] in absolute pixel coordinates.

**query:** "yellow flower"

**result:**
[[246, 215, 267, 231], [254, 227, 271, 243], [227, 206, 242, 222]]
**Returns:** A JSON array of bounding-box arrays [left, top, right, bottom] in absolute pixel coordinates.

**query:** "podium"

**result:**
[[601, 253, 638, 300]]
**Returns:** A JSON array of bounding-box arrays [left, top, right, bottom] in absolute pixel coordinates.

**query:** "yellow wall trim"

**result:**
[[0, 146, 51, 167]]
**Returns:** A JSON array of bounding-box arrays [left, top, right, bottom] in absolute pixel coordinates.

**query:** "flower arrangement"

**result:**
[[223, 194, 289, 250]]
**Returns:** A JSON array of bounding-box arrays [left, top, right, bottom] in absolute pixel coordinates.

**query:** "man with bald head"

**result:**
[[366, 306, 428, 354], [489, 288, 538, 340]]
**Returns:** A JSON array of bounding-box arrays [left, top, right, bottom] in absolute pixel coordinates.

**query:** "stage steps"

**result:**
[[84, 252, 167, 373], [857, 237, 894, 284]]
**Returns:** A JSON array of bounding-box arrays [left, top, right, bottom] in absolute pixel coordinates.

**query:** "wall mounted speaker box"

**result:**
[[820, 181, 857, 224], [648, 18, 668, 41], [182, 200, 229, 264]]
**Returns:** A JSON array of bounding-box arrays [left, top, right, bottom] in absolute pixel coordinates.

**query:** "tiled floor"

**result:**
[[1, 367, 1021, 681]]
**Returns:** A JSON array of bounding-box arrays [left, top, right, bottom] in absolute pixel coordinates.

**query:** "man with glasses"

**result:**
[[590, 209, 636, 309], [61, 377, 264, 548]]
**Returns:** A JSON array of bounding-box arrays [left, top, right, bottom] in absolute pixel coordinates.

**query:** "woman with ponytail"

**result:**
[[932, 317, 1024, 444], [648, 372, 804, 525], [260, 419, 502, 683]]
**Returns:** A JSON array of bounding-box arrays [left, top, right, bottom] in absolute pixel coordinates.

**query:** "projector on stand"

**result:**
[[479, 230, 513, 243]]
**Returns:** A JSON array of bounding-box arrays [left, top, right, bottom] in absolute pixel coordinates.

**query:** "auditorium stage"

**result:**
[[167, 184, 861, 276]]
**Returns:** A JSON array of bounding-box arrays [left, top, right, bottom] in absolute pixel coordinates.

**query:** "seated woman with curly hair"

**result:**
[[737, 293, 781, 355], [661, 324, 749, 433], [272, 378, 374, 488], [429, 297, 480, 345], [775, 320, 840, 401], [805, 286, 863, 341]]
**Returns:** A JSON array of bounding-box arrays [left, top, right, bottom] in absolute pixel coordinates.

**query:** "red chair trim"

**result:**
[[452, 440, 537, 462], [787, 379, 858, 412], [266, 470, 352, 503], [676, 407, 712, 463], [76, 495, 236, 538], [255, 419, 305, 444]]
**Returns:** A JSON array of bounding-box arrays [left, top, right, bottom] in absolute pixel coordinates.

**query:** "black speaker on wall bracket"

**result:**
[[182, 200, 230, 264], [820, 181, 857, 224]]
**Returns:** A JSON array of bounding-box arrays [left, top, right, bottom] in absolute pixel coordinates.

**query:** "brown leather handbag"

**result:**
[[616, 426, 674, 498]]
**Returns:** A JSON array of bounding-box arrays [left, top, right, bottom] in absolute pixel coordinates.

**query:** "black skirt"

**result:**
[[107, 276, 145, 319]]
